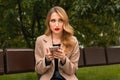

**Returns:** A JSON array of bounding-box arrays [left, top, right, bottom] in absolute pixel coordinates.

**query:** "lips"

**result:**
[[54, 28, 60, 31]]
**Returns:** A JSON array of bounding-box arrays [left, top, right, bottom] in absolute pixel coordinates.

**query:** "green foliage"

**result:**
[[71, 0, 120, 47], [0, 0, 120, 48]]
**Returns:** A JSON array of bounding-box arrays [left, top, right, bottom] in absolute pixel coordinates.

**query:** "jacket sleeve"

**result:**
[[60, 37, 80, 75], [35, 37, 52, 75]]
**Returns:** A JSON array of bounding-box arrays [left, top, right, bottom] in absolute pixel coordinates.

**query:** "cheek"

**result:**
[[49, 22, 53, 28], [49, 24, 54, 31], [60, 24, 64, 29], [50, 26, 53, 30]]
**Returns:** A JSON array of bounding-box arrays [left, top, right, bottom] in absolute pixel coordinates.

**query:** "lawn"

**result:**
[[0, 72, 38, 80], [0, 64, 120, 80], [76, 64, 120, 80]]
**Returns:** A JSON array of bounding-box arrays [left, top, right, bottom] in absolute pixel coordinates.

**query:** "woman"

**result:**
[[35, 6, 80, 80]]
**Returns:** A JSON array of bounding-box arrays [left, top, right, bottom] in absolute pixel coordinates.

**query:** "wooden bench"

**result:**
[[0, 47, 120, 75], [84, 47, 107, 66], [78, 47, 120, 67], [5, 48, 35, 74], [106, 46, 120, 64], [0, 49, 4, 75]]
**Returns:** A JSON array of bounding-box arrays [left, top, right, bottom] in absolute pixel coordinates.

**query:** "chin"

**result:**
[[53, 32, 62, 34]]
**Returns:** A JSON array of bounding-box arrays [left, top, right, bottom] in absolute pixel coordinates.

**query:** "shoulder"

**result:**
[[36, 34, 51, 43], [36, 35, 48, 43], [72, 36, 79, 42], [36, 35, 46, 40], [71, 36, 80, 46]]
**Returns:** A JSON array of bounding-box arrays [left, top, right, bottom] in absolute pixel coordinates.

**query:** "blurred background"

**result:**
[[0, 0, 120, 80], [0, 0, 120, 49]]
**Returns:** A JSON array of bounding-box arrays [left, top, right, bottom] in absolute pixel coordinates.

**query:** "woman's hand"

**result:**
[[45, 48, 54, 61], [53, 47, 66, 63]]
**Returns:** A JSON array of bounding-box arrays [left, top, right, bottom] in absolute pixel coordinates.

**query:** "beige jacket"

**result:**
[[35, 35, 80, 80]]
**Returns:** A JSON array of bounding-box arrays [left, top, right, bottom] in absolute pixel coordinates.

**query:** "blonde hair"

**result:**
[[45, 6, 75, 53]]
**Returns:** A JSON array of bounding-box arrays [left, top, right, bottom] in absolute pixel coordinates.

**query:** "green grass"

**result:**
[[0, 72, 38, 80], [76, 64, 120, 80], [0, 64, 120, 80]]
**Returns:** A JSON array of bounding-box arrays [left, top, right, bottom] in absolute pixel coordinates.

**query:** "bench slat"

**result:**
[[5, 49, 35, 74], [106, 46, 120, 64], [0, 49, 4, 75], [84, 47, 106, 66]]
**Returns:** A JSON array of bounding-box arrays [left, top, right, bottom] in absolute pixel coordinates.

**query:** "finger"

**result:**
[[46, 48, 48, 53], [46, 55, 51, 61]]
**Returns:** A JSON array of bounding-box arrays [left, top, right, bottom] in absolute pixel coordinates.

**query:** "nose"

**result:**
[[55, 22, 58, 27]]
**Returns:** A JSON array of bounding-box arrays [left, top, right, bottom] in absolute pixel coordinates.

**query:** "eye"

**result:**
[[50, 19, 55, 22], [59, 19, 63, 23]]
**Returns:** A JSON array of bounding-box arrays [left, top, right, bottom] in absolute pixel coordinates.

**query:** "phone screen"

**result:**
[[49, 46, 59, 51]]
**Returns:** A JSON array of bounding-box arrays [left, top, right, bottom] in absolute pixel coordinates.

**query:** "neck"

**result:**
[[52, 33, 62, 39], [52, 33, 62, 44]]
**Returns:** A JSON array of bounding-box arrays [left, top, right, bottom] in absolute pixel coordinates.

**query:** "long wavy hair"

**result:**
[[44, 6, 75, 53]]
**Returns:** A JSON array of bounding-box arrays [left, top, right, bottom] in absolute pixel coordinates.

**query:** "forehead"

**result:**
[[50, 12, 61, 19]]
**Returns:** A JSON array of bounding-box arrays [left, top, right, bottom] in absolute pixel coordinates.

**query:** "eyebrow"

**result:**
[[50, 18, 63, 20]]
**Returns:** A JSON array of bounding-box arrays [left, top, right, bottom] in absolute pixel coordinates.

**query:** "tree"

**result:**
[[0, 0, 120, 48], [71, 0, 120, 47]]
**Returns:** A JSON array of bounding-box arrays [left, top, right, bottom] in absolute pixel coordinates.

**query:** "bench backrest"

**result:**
[[5, 49, 35, 74], [106, 46, 120, 64], [0, 49, 4, 75], [0, 47, 120, 75]]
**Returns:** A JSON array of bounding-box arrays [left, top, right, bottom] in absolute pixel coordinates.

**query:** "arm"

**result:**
[[35, 37, 52, 75], [60, 37, 80, 75]]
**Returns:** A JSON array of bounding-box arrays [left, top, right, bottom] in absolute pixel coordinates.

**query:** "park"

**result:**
[[0, 0, 120, 80]]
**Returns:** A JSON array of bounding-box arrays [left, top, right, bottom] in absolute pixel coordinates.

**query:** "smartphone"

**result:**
[[49, 46, 59, 51]]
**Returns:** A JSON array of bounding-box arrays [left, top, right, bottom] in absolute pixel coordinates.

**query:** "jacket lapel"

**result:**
[[42, 35, 53, 49]]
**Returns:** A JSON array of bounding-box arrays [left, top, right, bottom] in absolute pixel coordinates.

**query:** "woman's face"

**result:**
[[49, 12, 64, 35]]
